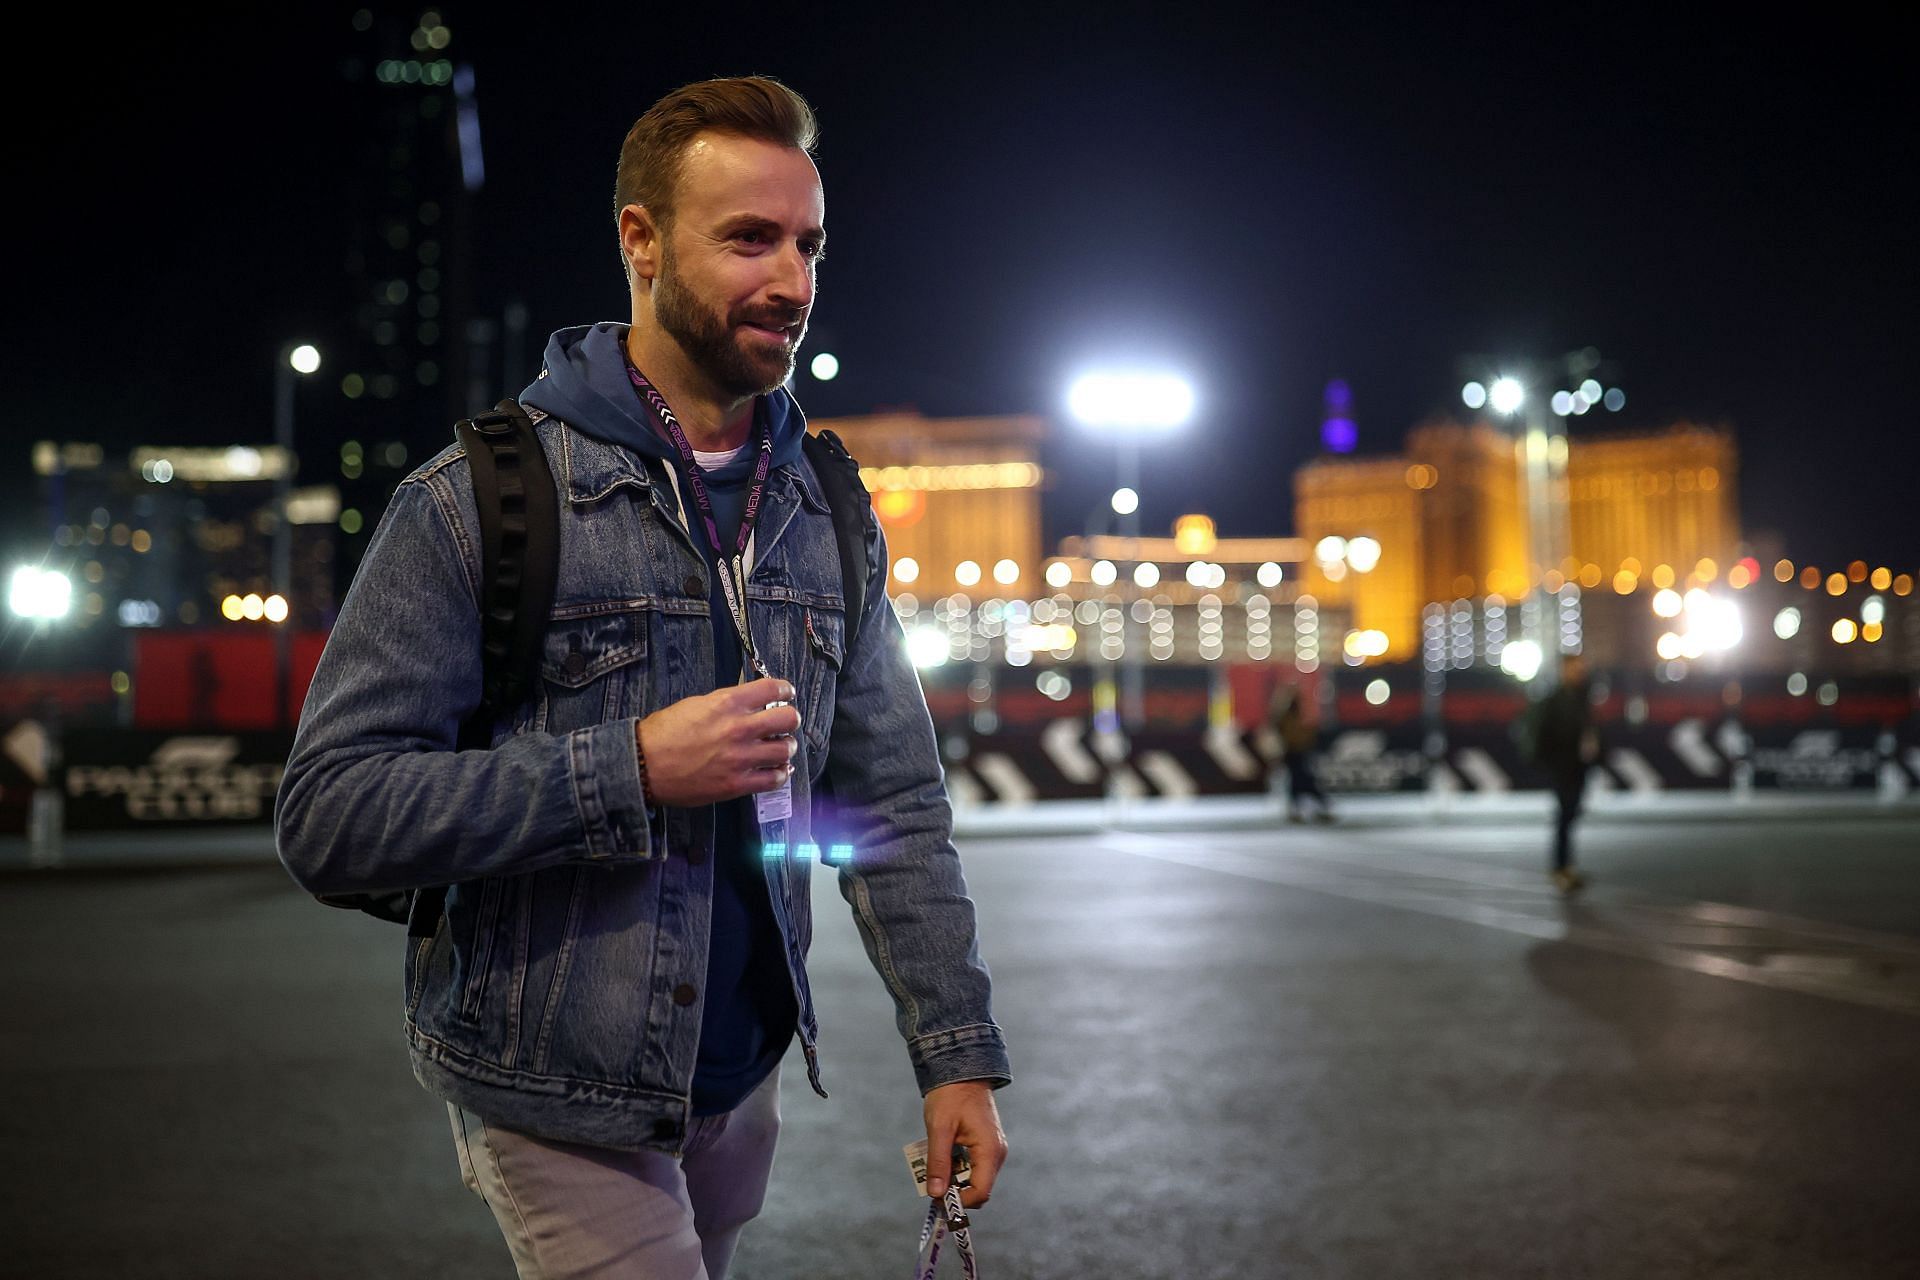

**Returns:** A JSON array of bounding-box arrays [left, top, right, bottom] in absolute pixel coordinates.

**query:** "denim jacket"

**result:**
[[276, 409, 1010, 1153]]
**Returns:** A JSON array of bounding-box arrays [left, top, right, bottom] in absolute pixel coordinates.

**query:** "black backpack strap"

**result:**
[[318, 400, 559, 935], [457, 399, 560, 742], [800, 428, 875, 658], [401, 400, 560, 937]]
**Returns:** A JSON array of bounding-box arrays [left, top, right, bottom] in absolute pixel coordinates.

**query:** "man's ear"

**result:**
[[619, 204, 663, 285]]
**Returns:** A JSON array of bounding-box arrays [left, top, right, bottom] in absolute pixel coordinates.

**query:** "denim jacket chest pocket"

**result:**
[[535, 611, 649, 734], [798, 606, 845, 761]]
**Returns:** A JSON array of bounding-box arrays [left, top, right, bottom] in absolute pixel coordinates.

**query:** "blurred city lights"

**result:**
[[1603, 387, 1626, 412], [1110, 487, 1139, 516], [264, 594, 290, 623], [907, 627, 949, 669], [1133, 563, 1160, 588], [1342, 629, 1390, 660], [1045, 561, 1072, 589], [1774, 558, 1794, 583], [1314, 535, 1347, 565], [1488, 377, 1524, 415], [1256, 561, 1284, 588], [221, 594, 245, 621], [8, 567, 72, 619], [1346, 536, 1382, 573], [241, 594, 266, 621], [893, 557, 920, 584], [1787, 672, 1808, 697], [1066, 371, 1195, 432], [809, 351, 840, 381], [1461, 381, 1488, 409], [289, 344, 322, 375], [1696, 597, 1742, 650], [1090, 560, 1117, 587], [1550, 390, 1574, 416], [955, 560, 982, 587], [1365, 679, 1390, 705], [1653, 588, 1682, 618], [1773, 607, 1801, 639], [992, 559, 1020, 585], [1862, 595, 1886, 626], [1826, 572, 1846, 596], [1831, 618, 1858, 644], [1656, 632, 1683, 661], [1499, 639, 1543, 681]]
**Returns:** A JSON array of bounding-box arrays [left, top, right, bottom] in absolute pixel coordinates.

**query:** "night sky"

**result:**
[[14, 4, 1915, 568]]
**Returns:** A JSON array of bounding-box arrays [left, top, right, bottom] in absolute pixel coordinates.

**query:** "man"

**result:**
[[277, 76, 1010, 1279], [1530, 654, 1600, 894]]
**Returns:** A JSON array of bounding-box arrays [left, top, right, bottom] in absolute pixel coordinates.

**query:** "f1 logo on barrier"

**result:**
[[64, 733, 285, 825]]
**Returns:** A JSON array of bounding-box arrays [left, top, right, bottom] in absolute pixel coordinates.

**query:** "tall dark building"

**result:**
[[330, 6, 484, 581]]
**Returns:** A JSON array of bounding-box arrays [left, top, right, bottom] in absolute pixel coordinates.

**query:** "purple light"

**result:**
[[1322, 417, 1357, 453]]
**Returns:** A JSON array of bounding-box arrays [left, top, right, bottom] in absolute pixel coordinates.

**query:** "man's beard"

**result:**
[[654, 248, 805, 398]]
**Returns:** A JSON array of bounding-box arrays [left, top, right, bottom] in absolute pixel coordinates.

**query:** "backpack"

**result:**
[[315, 399, 876, 933]]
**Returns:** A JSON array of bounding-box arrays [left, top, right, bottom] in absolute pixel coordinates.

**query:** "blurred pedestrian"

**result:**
[[1527, 654, 1601, 894], [276, 76, 1008, 1280], [1273, 686, 1334, 822]]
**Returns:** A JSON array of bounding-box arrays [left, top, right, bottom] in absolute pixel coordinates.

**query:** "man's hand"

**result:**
[[923, 1080, 1007, 1209], [637, 678, 799, 807]]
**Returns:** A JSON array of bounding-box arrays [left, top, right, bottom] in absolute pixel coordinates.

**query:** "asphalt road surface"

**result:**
[[3, 806, 1917, 1279]]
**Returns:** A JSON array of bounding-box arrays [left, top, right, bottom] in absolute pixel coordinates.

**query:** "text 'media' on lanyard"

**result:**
[[624, 358, 793, 829]]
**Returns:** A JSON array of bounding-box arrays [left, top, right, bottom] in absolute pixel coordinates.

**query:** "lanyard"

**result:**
[[914, 1186, 978, 1280], [623, 357, 776, 674]]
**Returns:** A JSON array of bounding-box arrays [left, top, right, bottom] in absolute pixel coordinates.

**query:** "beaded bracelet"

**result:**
[[635, 725, 659, 809]]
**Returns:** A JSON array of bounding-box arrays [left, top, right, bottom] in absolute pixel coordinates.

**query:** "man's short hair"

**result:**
[[614, 75, 818, 232]]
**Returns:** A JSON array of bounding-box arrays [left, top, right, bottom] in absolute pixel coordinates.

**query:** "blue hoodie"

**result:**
[[522, 322, 803, 1116]]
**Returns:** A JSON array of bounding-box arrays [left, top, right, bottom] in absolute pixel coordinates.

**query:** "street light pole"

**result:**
[[275, 344, 320, 730], [1116, 438, 1143, 728], [1066, 368, 1196, 734]]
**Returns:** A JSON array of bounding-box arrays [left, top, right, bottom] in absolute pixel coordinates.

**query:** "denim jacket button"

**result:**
[[672, 982, 698, 1006], [563, 651, 587, 677], [683, 574, 703, 596]]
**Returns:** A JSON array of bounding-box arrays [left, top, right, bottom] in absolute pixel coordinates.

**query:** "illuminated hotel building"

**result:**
[[807, 412, 1047, 598], [1565, 425, 1738, 589], [1296, 419, 1740, 659]]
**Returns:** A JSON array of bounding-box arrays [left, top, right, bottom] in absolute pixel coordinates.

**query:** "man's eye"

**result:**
[[737, 230, 766, 245], [800, 241, 824, 260]]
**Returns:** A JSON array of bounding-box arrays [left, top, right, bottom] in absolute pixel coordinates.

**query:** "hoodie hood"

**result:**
[[518, 322, 808, 470]]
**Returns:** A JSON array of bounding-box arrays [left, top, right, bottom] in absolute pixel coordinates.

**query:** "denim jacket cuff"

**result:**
[[907, 1023, 1013, 1095], [569, 719, 658, 861]]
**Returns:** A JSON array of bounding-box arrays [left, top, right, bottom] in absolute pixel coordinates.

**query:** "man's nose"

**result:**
[[768, 242, 814, 310]]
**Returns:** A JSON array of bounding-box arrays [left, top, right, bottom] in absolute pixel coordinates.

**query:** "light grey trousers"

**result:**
[[449, 1069, 781, 1280]]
